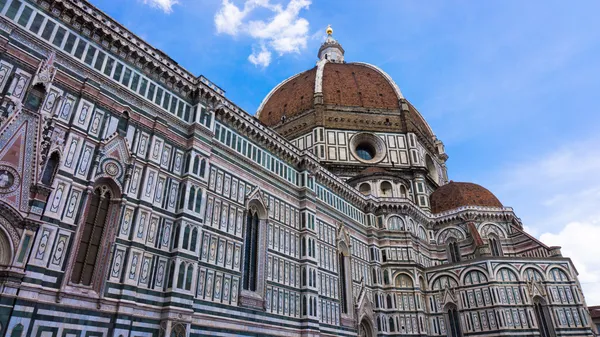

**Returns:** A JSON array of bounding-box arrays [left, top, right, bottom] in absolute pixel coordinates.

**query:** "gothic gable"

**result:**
[[0, 113, 38, 214], [95, 134, 132, 188]]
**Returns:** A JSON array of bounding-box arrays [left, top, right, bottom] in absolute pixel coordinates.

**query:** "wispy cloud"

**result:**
[[142, 0, 179, 13], [214, 0, 311, 67], [485, 137, 600, 304]]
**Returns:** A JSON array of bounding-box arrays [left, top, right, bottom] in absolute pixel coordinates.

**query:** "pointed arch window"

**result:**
[[182, 225, 190, 250], [192, 155, 200, 175], [187, 186, 195, 211], [71, 186, 112, 286], [338, 251, 348, 313], [177, 261, 185, 289], [117, 111, 129, 134], [190, 227, 198, 252], [243, 208, 259, 291], [10, 323, 24, 337], [447, 240, 461, 263], [446, 304, 463, 337], [489, 235, 502, 256], [194, 188, 202, 213], [199, 158, 206, 177], [41, 152, 60, 185], [534, 297, 555, 337], [185, 264, 193, 290], [25, 83, 45, 110]]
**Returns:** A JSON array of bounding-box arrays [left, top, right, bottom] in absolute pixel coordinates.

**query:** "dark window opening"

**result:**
[[71, 187, 111, 286], [356, 142, 376, 160]]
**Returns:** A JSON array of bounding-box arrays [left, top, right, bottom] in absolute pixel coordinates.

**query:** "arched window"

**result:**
[[426, 154, 439, 182], [178, 183, 187, 210], [199, 158, 206, 177], [184, 153, 191, 173], [463, 270, 488, 285], [396, 274, 414, 288], [194, 188, 202, 213], [497, 268, 518, 282], [372, 268, 378, 285], [190, 228, 198, 252], [24, 83, 45, 110], [524, 268, 544, 282], [171, 224, 181, 249], [177, 262, 185, 289], [71, 186, 112, 286], [534, 297, 554, 337], [550, 268, 569, 282], [41, 152, 60, 185], [387, 294, 393, 309], [489, 235, 502, 256], [192, 155, 200, 175], [400, 185, 408, 198], [446, 304, 463, 337], [338, 251, 348, 314], [387, 216, 405, 230], [243, 208, 259, 291], [171, 323, 186, 337], [182, 226, 190, 250], [389, 317, 395, 332], [185, 264, 193, 290], [359, 183, 371, 195], [10, 323, 24, 337], [431, 275, 458, 291], [187, 186, 195, 211], [117, 111, 129, 134], [447, 240, 461, 263], [0, 228, 12, 266], [383, 269, 390, 285], [380, 181, 393, 197], [302, 296, 307, 316], [167, 261, 175, 288]]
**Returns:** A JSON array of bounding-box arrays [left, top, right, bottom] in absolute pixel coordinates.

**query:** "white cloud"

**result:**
[[214, 0, 312, 67], [248, 45, 272, 67], [540, 221, 600, 305], [142, 0, 179, 13], [484, 137, 600, 305]]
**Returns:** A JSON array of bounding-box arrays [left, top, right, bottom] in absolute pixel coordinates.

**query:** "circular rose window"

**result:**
[[350, 133, 387, 164]]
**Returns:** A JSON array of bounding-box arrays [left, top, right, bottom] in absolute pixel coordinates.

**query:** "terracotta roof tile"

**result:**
[[260, 67, 316, 126], [322, 63, 399, 110], [430, 181, 503, 214]]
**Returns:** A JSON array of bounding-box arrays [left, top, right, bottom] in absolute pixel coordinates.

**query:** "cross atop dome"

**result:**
[[318, 25, 344, 63]]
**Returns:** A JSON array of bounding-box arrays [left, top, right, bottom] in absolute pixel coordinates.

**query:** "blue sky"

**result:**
[[91, 0, 600, 303]]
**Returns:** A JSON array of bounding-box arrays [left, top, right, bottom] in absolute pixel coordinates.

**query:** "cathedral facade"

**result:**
[[0, 1, 595, 336]]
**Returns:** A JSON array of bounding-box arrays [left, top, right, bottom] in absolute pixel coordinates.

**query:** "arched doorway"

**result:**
[[0, 227, 12, 266], [358, 318, 374, 337]]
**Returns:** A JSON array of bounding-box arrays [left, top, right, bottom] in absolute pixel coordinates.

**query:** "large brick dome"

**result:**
[[255, 28, 438, 155], [257, 62, 402, 126], [430, 181, 503, 214]]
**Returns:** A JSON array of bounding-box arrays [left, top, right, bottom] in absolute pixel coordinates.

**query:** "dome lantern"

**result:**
[[318, 25, 344, 63]]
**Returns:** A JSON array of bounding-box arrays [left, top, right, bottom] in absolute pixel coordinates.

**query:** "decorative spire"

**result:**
[[318, 25, 344, 63]]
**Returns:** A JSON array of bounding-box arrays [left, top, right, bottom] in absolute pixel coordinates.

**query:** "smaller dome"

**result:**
[[430, 181, 502, 214]]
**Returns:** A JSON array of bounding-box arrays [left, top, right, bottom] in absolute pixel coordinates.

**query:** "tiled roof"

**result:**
[[321, 63, 400, 110], [430, 181, 503, 214], [259, 67, 316, 126]]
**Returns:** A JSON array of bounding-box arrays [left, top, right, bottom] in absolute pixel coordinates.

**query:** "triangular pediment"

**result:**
[[101, 133, 132, 164], [0, 114, 38, 213], [245, 186, 269, 211], [442, 284, 457, 306]]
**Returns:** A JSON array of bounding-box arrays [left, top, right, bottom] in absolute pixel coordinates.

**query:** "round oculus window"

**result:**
[[350, 133, 387, 163]]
